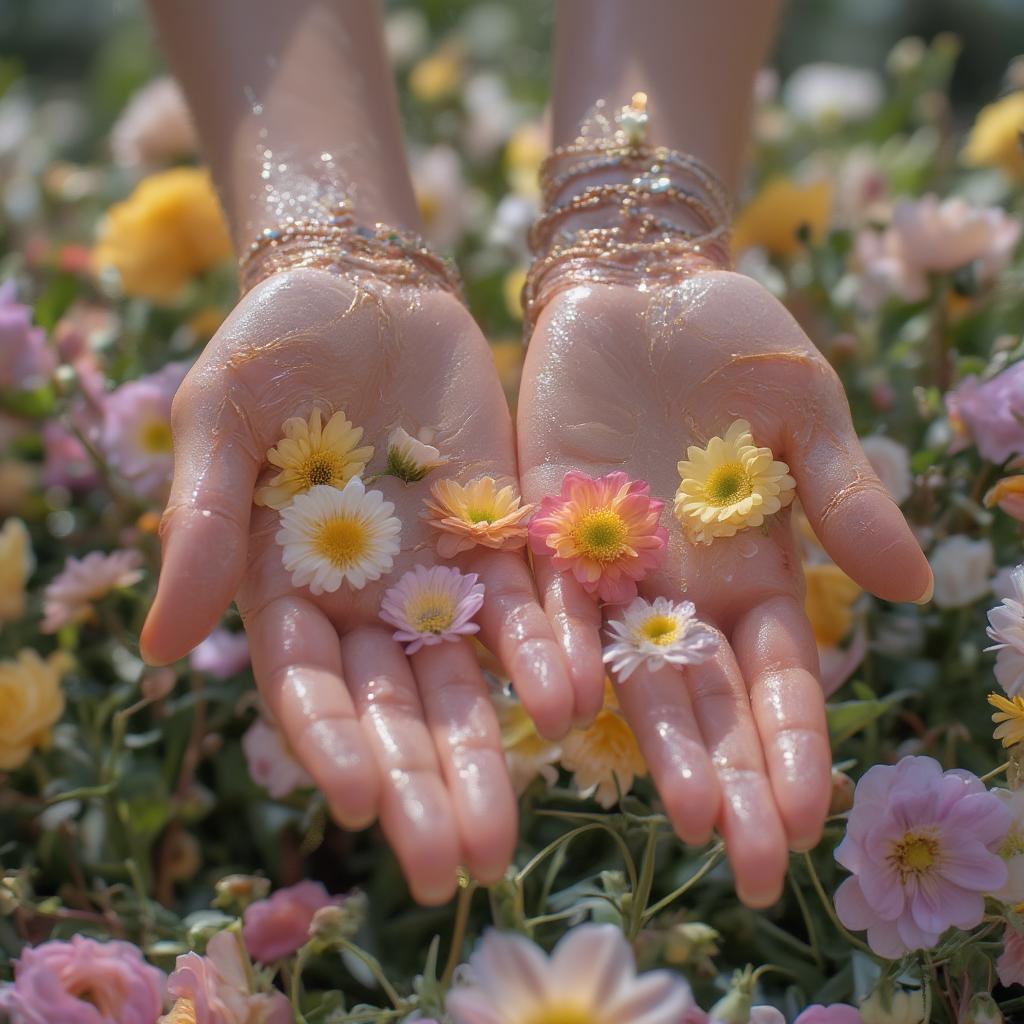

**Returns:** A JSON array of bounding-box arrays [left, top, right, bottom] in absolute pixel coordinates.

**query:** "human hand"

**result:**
[[518, 270, 932, 906], [142, 268, 575, 904]]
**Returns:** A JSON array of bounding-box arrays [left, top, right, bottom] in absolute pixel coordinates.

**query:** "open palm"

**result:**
[[518, 270, 931, 907], [142, 268, 574, 904]]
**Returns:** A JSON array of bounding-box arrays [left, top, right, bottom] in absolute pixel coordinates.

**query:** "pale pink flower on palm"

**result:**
[[997, 926, 1024, 988], [529, 471, 667, 604], [242, 880, 343, 963], [166, 930, 290, 1024], [0, 279, 55, 393], [2, 935, 164, 1024], [446, 924, 699, 1024], [379, 564, 485, 653], [100, 360, 188, 500], [834, 756, 1010, 958], [41, 549, 144, 633], [241, 717, 312, 799]]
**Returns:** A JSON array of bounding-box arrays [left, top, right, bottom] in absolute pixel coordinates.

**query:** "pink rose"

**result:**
[[2, 935, 164, 1023], [242, 880, 343, 963], [946, 362, 1024, 465], [794, 1005, 861, 1024], [167, 930, 291, 1024]]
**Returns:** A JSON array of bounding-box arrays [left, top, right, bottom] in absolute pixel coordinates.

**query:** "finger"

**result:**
[[787, 394, 932, 604], [687, 643, 789, 908], [246, 596, 379, 829], [141, 371, 260, 664], [613, 664, 720, 845], [468, 550, 575, 740], [532, 556, 606, 728], [731, 595, 831, 851], [411, 639, 518, 887], [340, 628, 462, 906]]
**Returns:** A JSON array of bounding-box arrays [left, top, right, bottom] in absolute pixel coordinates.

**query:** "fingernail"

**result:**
[[913, 575, 934, 605]]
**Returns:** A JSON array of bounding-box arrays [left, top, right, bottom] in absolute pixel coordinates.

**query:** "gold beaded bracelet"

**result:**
[[237, 200, 463, 298]]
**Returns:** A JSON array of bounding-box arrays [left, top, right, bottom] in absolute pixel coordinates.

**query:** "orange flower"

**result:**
[[422, 476, 533, 558]]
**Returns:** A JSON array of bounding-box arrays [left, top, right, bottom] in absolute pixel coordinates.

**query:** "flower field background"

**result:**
[[3, 1, 1024, 1022]]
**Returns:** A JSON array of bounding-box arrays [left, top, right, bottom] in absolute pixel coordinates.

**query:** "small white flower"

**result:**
[[386, 426, 447, 483], [930, 535, 993, 609], [987, 565, 1024, 696], [603, 596, 719, 682], [275, 479, 401, 595], [783, 63, 884, 124], [861, 434, 913, 505]]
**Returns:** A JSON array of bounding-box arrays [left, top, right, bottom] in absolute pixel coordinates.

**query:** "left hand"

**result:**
[[517, 269, 932, 907]]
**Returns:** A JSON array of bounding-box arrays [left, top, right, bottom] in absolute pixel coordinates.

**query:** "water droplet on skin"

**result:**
[[738, 538, 758, 558]]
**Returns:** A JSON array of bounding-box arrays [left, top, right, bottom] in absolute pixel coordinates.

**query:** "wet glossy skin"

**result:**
[[518, 270, 933, 907], [142, 268, 577, 905]]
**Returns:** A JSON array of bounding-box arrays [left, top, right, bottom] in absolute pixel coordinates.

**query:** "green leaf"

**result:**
[[827, 690, 913, 745]]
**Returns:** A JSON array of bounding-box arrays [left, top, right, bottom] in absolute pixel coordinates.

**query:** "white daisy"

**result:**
[[603, 596, 719, 682], [385, 426, 447, 483], [987, 565, 1024, 697], [275, 480, 401, 595]]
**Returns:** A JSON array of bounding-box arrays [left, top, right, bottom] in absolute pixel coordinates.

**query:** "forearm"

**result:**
[[552, 0, 781, 192], [147, 0, 419, 248]]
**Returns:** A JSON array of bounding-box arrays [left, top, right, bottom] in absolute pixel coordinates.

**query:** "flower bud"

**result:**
[[965, 994, 1003, 1024], [860, 985, 926, 1024], [141, 668, 176, 702], [308, 891, 367, 945], [664, 922, 721, 966], [708, 968, 755, 1024], [829, 768, 856, 815], [212, 873, 271, 912]]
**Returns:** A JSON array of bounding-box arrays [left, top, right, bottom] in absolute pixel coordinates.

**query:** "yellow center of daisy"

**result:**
[[638, 614, 680, 646], [703, 461, 753, 507], [1001, 826, 1024, 860], [407, 593, 456, 634], [889, 831, 939, 877], [523, 1006, 594, 1024], [466, 506, 497, 524], [314, 517, 368, 568], [572, 509, 628, 562], [301, 451, 344, 488], [141, 420, 173, 454]]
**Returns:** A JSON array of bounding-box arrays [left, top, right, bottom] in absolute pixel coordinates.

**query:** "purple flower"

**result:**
[[99, 360, 188, 500], [946, 362, 1024, 465], [189, 628, 250, 680], [0, 279, 55, 393], [379, 564, 485, 653], [2, 935, 164, 1023], [834, 755, 1011, 958]]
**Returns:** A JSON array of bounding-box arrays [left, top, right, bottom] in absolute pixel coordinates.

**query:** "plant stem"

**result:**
[[338, 940, 404, 1010], [641, 844, 724, 924], [802, 852, 876, 957], [441, 879, 476, 989]]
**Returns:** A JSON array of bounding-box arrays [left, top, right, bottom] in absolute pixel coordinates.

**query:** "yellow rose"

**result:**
[[92, 167, 232, 303], [731, 177, 833, 257], [0, 518, 33, 624], [0, 649, 69, 770], [962, 91, 1024, 179], [804, 562, 862, 647]]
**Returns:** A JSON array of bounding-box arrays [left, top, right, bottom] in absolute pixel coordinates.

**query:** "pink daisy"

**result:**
[[42, 549, 144, 633], [834, 755, 1011, 958], [528, 471, 667, 604], [379, 564, 485, 654]]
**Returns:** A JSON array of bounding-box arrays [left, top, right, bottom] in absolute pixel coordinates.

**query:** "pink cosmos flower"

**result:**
[[998, 926, 1024, 988], [41, 548, 144, 633], [0, 279, 55, 393], [529, 471, 667, 605], [190, 628, 250, 680], [99, 360, 188, 500], [1, 935, 164, 1024], [793, 1005, 861, 1024], [446, 924, 699, 1024], [242, 880, 343, 963], [379, 564, 485, 653], [946, 361, 1024, 465], [241, 717, 313, 799], [834, 755, 1011, 958], [166, 930, 291, 1024]]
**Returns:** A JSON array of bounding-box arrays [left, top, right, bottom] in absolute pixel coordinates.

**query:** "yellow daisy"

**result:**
[[990, 692, 1024, 749], [962, 91, 1024, 180], [422, 476, 534, 558], [255, 408, 374, 510], [674, 419, 796, 545], [560, 681, 647, 808]]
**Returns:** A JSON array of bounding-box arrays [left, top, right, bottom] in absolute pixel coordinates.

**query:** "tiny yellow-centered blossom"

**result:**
[[255, 409, 374, 510], [962, 91, 1024, 179], [731, 177, 833, 256], [0, 650, 70, 770], [990, 692, 1024, 749], [804, 563, 862, 646], [0, 518, 33, 624], [92, 167, 231, 303]]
